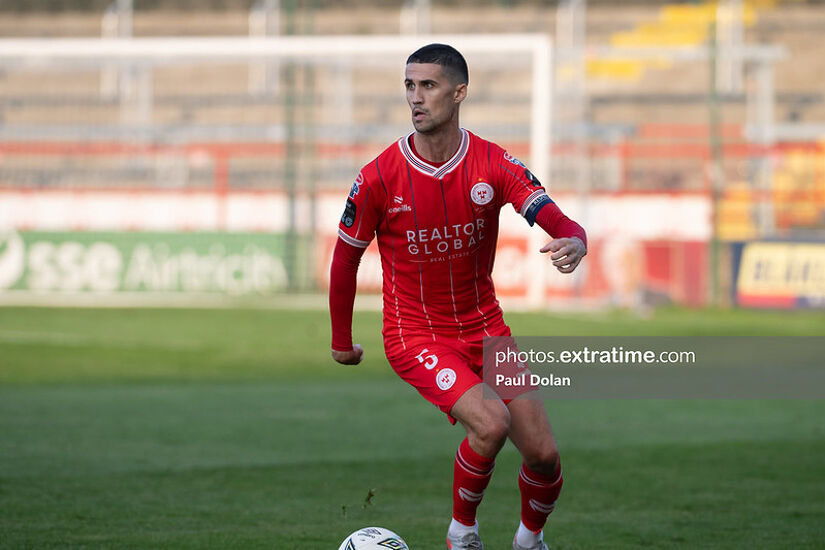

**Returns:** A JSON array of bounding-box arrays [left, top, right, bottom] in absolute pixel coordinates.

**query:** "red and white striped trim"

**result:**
[[519, 464, 562, 488], [519, 189, 547, 217], [446, 259, 465, 343], [389, 234, 406, 350], [337, 228, 370, 248], [398, 129, 469, 179], [456, 447, 495, 477], [472, 252, 491, 337], [415, 263, 436, 341]]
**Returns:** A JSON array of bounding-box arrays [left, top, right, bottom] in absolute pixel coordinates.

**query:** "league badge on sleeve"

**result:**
[[349, 172, 363, 199], [504, 151, 542, 187], [523, 168, 542, 187], [503, 150, 526, 168], [342, 198, 357, 228]]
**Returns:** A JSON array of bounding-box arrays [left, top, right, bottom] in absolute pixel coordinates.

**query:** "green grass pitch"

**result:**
[[1, 306, 824, 549]]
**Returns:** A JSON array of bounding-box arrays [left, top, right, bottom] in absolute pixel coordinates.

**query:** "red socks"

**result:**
[[452, 439, 563, 532], [452, 438, 496, 526], [518, 462, 563, 532]]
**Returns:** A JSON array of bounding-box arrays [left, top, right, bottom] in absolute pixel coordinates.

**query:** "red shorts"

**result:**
[[384, 328, 536, 423]]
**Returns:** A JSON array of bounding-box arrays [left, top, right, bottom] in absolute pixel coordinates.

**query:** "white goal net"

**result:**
[[0, 34, 555, 304]]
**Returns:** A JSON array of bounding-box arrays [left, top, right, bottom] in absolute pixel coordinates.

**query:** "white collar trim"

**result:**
[[398, 128, 469, 179]]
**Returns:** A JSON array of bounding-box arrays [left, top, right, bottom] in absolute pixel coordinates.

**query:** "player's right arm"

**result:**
[[329, 239, 366, 365], [329, 168, 384, 365]]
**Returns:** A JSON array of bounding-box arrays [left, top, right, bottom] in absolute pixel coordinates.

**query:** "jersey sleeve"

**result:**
[[493, 147, 554, 227], [337, 164, 384, 248]]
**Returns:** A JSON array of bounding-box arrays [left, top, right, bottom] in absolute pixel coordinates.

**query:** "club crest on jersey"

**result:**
[[471, 182, 494, 206]]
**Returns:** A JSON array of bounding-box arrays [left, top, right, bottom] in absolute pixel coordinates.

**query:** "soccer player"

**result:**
[[329, 44, 586, 550]]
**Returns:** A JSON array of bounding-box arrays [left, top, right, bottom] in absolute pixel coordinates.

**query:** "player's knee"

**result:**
[[473, 406, 510, 454], [525, 446, 560, 477], [486, 412, 511, 446]]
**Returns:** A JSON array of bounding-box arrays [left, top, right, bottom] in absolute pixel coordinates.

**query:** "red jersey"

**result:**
[[337, 129, 553, 350]]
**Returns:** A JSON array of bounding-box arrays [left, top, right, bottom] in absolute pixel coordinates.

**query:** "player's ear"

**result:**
[[454, 83, 467, 104]]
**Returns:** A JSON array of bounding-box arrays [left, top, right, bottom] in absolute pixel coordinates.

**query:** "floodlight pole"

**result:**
[[708, 22, 725, 307], [305, 0, 319, 292], [100, 0, 133, 98], [717, 0, 744, 94], [283, 0, 298, 291], [101, 0, 152, 143], [553, 0, 588, 304], [527, 36, 554, 307], [248, 0, 280, 95], [751, 59, 776, 238], [554, 0, 589, 194], [400, 0, 431, 35]]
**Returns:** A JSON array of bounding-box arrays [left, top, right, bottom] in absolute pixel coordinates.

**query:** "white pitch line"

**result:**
[[0, 329, 203, 351]]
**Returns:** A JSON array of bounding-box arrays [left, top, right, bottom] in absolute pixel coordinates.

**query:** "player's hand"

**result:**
[[541, 237, 587, 273], [331, 344, 364, 365]]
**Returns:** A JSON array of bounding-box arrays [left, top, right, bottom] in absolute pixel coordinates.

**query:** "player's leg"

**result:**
[[446, 383, 510, 549], [385, 341, 507, 548], [506, 395, 562, 550], [451, 382, 511, 457]]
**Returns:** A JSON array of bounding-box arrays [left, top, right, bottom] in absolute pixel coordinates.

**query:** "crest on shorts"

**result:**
[[436, 368, 457, 390], [470, 182, 494, 206]]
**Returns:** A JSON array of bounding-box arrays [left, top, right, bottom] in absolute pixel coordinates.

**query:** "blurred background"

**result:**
[[2, 5, 824, 548], [0, 0, 823, 312]]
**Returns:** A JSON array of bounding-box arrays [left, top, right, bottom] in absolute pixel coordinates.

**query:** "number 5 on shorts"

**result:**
[[415, 348, 439, 370]]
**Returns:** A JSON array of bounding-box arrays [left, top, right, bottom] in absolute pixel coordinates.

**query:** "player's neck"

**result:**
[[412, 126, 462, 164]]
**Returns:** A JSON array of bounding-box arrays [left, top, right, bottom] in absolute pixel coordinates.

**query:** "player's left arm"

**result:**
[[495, 148, 587, 273], [535, 204, 587, 274]]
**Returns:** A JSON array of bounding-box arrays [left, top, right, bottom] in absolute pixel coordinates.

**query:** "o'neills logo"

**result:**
[[389, 204, 412, 214], [406, 219, 485, 255], [389, 195, 411, 214]]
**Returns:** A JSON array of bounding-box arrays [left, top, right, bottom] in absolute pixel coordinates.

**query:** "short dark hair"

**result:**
[[406, 43, 469, 85]]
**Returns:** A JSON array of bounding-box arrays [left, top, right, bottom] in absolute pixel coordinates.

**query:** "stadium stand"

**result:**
[[0, 2, 822, 235]]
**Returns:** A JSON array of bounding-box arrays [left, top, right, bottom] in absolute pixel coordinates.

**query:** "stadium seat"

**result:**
[[590, 1, 769, 83]]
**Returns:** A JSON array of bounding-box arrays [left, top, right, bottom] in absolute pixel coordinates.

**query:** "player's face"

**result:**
[[404, 63, 466, 134]]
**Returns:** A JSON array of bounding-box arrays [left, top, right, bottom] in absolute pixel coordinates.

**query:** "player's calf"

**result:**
[[514, 462, 563, 550]]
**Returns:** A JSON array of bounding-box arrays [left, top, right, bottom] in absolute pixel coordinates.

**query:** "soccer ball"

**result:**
[[337, 526, 409, 550]]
